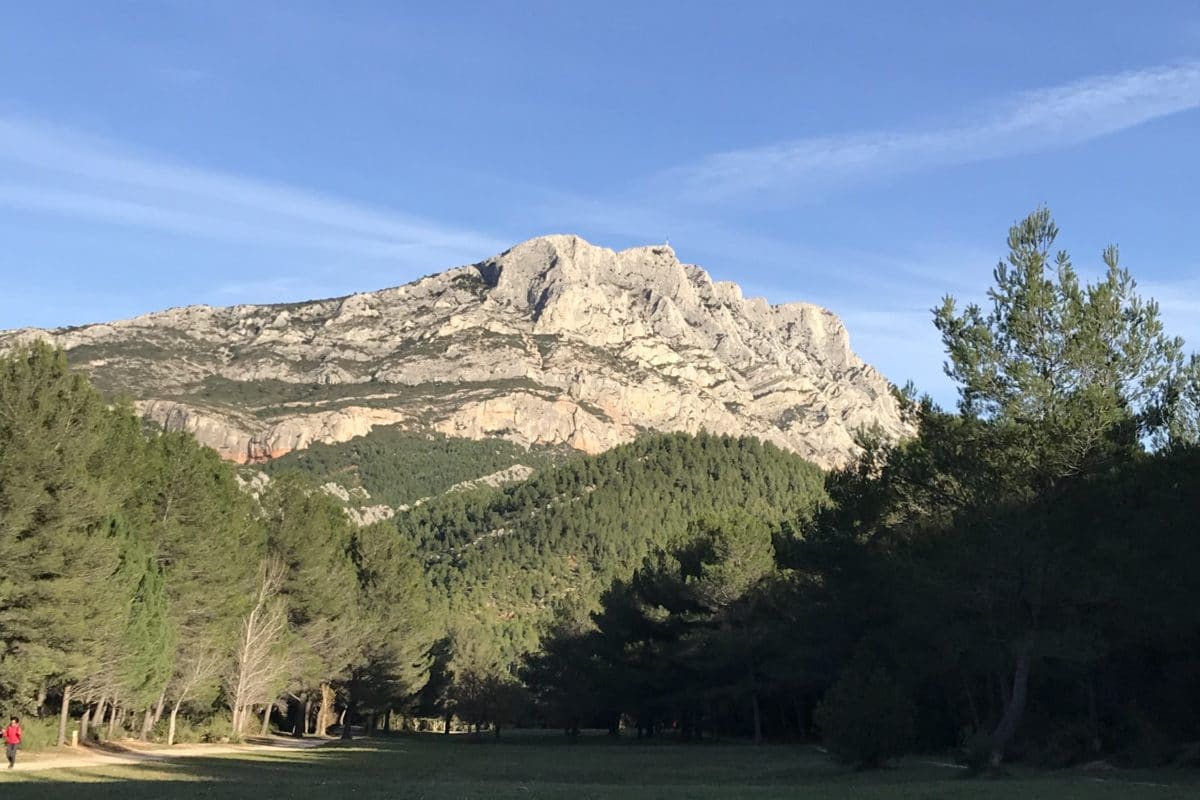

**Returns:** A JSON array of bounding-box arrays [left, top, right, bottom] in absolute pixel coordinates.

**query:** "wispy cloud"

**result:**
[[664, 61, 1200, 201], [212, 275, 352, 303], [0, 117, 507, 264]]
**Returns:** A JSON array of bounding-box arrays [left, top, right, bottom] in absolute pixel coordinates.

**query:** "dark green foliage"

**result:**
[[526, 512, 800, 742], [924, 209, 1191, 767], [521, 608, 602, 736], [814, 660, 915, 767], [401, 432, 825, 658], [192, 375, 550, 418], [522, 209, 1200, 765], [341, 522, 436, 723], [0, 344, 131, 707], [6, 207, 1200, 767], [111, 524, 175, 707], [265, 427, 570, 507], [0, 345, 433, 745]]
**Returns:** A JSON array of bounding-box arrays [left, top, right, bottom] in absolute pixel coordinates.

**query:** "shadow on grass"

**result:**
[[1, 735, 1198, 800]]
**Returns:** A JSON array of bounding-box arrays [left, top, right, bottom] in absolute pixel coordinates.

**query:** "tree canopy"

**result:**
[[2, 208, 1199, 772]]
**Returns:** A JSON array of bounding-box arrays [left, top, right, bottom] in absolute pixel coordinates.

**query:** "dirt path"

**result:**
[[1, 735, 329, 774]]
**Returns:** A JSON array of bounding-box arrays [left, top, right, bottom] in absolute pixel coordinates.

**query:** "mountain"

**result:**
[[0, 235, 910, 469]]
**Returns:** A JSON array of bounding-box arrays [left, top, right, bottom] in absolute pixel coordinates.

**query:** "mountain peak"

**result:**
[[0, 238, 912, 468], [481, 234, 681, 296]]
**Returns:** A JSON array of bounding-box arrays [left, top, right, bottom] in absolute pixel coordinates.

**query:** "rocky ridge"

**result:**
[[1, 235, 911, 468]]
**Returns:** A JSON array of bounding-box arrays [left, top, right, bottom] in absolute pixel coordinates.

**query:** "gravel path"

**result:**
[[1, 735, 328, 774]]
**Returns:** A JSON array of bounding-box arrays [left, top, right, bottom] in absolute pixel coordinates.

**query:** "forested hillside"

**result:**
[[0, 343, 825, 748], [520, 209, 1200, 770], [4, 209, 1200, 777], [264, 428, 572, 508], [397, 432, 826, 656]]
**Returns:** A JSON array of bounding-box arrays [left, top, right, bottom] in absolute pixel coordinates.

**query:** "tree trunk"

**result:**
[[340, 699, 352, 740], [80, 704, 92, 745], [989, 643, 1033, 768], [289, 696, 304, 738], [316, 683, 335, 737], [382, 708, 391, 733], [747, 661, 763, 744], [962, 670, 982, 731], [57, 684, 73, 746], [168, 699, 183, 746], [303, 697, 312, 736], [444, 713, 451, 735], [986, 670, 997, 722], [153, 689, 167, 726], [494, 721, 501, 740], [93, 695, 108, 742], [107, 704, 119, 739], [1086, 675, 1102, 754], [261, 701, 272, 737], [141, 708, 154, 740]]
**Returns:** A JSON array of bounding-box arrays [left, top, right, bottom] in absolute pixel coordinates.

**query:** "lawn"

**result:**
[[1, 733, 1197, 799]]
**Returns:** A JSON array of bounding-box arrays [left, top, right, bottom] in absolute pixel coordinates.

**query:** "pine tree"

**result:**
[[0, 345, 130, 718], [932, 208, 1187, 766], [339, 522, 436, 737], [258, 474, 361, 734]]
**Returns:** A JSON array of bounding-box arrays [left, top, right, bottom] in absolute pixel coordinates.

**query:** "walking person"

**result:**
[[4, 717, 21, 768]]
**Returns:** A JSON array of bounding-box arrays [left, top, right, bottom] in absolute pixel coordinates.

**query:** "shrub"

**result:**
[[161, 715, 234, 744], [1173, 741, 1200, 767], [814, 662, 915, 768], [9, 717, 61, 752], [1117, 704, 1175, 767], [1034, 722, 1095, 768], [956, 726, 993, 772]]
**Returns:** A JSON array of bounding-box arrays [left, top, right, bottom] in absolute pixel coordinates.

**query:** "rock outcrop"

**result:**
[[0, 236, 911, 468]]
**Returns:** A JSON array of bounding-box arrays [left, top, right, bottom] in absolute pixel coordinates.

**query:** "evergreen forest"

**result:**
[[3, 209, 1200, 772]]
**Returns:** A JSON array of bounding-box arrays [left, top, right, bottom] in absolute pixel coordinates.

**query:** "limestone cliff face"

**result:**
[[0, 236, 911, 468]]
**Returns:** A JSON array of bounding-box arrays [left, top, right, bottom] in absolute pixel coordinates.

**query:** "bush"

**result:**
[[1034, 722, 1095, 768], [161, 714, 234, 744], [956, 726, 993, 772], [814, 662, 915, 768], [1116, 704, 1175, 767], [9, 717, 61, 753], [1173, 740, 1200, 767]]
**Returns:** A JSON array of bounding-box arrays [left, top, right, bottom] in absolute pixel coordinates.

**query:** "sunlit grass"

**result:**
[[0, 733, 1197, 799]]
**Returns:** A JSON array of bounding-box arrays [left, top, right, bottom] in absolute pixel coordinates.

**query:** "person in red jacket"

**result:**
[[4, 717, 20, 768]]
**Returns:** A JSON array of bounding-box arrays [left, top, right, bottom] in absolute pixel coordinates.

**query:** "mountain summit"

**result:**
[[2, 236, 910, 468]]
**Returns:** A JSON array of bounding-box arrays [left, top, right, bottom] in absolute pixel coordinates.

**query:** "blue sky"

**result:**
[[2, 1, 1199, 404]]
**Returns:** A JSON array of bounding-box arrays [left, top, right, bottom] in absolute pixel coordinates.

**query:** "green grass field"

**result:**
[[1, 734, 1197, 799]]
